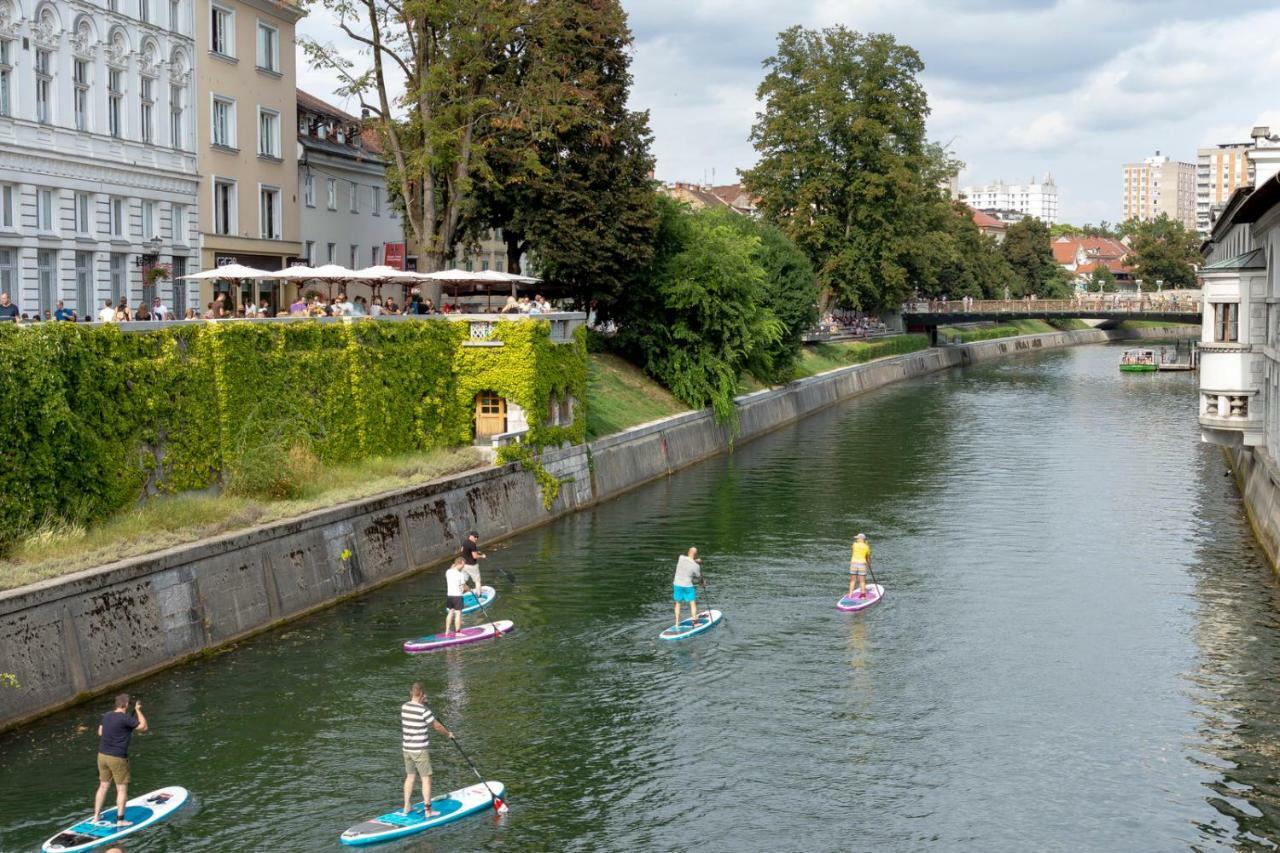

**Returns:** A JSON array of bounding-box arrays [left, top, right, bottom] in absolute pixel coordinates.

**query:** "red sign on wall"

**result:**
[[384, 242, 406, 270]]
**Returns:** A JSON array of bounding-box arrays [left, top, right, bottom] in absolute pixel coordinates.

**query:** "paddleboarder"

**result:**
[[849, 533, 872, 599], [401, 682, 454, 817], [92, 693, 149, 827], [461, 531, 486, 592], [443, 558, 473, 636], [672, 547, 703, 627]]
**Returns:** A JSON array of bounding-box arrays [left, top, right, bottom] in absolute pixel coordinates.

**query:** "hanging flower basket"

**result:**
[[143, 263, 173, 286]]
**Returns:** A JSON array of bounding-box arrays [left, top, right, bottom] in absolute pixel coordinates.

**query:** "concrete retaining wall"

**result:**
[[1225, 445, 1280, 571], [0, 325, 1194, 730]]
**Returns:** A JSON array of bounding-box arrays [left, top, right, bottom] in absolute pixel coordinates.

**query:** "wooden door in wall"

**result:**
[[475, 391, 507, 439]]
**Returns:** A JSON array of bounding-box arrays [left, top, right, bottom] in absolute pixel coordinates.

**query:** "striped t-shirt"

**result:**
[[401, 701, 435, 751]]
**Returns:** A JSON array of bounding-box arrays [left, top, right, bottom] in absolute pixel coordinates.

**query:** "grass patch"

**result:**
[[0, 448, 484, 591], [792, 334, 931, 379], [1048, 318, 1091, 331], [586, 353, 690, 439], [938, 319, 1067, 343]]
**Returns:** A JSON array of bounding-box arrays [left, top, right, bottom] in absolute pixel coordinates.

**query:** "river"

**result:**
[[3, 342, 1280, 851]]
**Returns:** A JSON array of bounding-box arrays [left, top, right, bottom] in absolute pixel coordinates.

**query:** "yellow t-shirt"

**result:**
[[851, 541, 871, 564]]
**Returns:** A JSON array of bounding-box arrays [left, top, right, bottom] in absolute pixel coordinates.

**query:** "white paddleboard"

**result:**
[[837, 583, 884, 612], [42, 786, 188, 852], [659, 609, 723, 641], [340, 781, 505, 846], [403, 620, 514, 653], [458, 585, 496, 615]]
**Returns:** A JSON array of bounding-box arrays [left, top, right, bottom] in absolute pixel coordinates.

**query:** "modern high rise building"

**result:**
[[1196, 143, 1254, 236], [958, 175, 1059, 224], [1121, 152, 1196, 230], [0, 0, 200, 318], [194, 0, 304, 313]]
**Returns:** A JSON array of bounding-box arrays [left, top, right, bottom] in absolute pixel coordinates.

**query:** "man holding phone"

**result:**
[[92, 693, 149, 826]]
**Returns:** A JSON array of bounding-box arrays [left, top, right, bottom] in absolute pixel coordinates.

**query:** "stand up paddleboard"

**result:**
[[404, 620, 514, 653], [455, 586, 496, 615], [659, 609, 723, 641], [837, 583, 884, 612], [340, 781, 505, 846], [42, 786, 189, 852]]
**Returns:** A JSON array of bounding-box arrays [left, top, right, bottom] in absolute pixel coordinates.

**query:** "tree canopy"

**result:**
[[462, 0, 658, 309], [1123, 214, 1201, 289], [1000, 218, 1073, 297], [611, 197, 784, 425], [743, 26, 934, 310]]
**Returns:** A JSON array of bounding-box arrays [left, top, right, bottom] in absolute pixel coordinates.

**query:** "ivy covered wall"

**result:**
[[0, 318, 586, 554]]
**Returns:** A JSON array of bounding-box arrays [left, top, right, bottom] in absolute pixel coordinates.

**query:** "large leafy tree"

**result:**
[[743, 26, 932, 310], [302, 1, 566, 271], [1001, 218, 1073, 297], [1124, 214, 1201, 289], [462, 0, 658, 309], [612, 197, 783, 424], [713, 211, 819, 382]]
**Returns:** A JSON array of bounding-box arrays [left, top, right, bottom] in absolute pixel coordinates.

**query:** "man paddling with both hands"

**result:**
[[400, 682, 454, 817], [673, 547, 705, 626], [461, 531, 485, 592], [443, 558, 474, 637]]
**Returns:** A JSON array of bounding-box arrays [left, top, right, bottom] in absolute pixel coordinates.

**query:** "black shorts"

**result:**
[[446, 595, 464, 612]]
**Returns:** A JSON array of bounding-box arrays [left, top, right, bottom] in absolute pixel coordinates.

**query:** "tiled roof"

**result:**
[[296, 89, 360, 123], [969, 207, 1005, 230], [297, 89, 384, 156], [1051, 242, 1079, 264]]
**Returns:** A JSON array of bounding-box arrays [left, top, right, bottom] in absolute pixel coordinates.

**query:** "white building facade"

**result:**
[[958, 175, 1059, 225], [296, 90, 400, 280], [1199, 133, 1280, 453], [0, 0, 199, 318], [1122, 152, 1196, 231]]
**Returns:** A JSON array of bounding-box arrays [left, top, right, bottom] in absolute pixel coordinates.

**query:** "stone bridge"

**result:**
[[902, 298, 1201, 344]]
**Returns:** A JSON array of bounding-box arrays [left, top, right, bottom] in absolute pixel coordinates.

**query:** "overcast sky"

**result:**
[[297, 0, 1280, 225]]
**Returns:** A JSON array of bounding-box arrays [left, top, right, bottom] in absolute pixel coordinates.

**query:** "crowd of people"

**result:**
[[814, 310, 889, 336], [0, 289, 561, 324]]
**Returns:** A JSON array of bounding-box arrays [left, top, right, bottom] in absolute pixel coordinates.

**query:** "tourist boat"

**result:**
[[1119, 349, 1158, 372]]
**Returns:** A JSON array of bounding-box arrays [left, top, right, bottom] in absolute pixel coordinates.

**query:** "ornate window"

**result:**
[[73, 59, 89, 130], [108, 69, 123, 137], [35, 49, 52, 124], [140, 76, 154, 143]]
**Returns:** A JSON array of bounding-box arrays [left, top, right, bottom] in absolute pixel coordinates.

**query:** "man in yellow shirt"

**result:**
[[849, 533, 871, 599]]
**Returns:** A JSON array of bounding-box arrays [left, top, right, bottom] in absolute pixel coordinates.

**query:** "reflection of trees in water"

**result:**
[[1185, 443, 1280, 845]]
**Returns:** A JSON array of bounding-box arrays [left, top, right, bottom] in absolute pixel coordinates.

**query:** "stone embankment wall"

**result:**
[[0, 325, 1193, 730], [1225, 446, 1280, 571]]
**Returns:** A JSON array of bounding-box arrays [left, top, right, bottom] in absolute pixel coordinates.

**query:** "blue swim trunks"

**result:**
[[672, 584, 697, 602]]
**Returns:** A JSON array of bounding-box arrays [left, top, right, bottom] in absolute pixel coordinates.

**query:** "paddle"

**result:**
[[466, 581, 503, 641], [698, 577, 711, 624], [448, 734, 509, 815], [865, 560, 882, 602]]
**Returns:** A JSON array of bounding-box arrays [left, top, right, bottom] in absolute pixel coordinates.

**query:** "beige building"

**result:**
[[1196, 143, 1254, 236], [1121, 151, 1196, 230], [195, 0, 304, 312]]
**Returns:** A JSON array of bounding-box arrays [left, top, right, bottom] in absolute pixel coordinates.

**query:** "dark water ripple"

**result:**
[[3, 344, 1280, 851]]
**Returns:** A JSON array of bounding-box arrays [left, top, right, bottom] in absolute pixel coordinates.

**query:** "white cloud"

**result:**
[[297, 0, 1280, 223]]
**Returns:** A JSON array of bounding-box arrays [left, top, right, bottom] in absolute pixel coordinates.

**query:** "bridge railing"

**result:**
[[902, 297, 1202, 315]]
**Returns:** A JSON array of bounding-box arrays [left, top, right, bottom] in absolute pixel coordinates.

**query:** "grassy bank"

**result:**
[[792, 334, 931, 379], [0, 448, 484, 591], [586, 353, 690, 439], [938, 318, 1089, 342]]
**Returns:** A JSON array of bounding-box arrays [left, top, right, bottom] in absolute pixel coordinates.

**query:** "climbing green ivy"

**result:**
[[0, 318, 585, 554]]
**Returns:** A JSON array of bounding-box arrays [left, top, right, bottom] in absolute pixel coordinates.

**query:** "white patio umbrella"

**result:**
[[179, 264, 273, 280], [353, 265, 434, 282], [264, 265, 320, 281]]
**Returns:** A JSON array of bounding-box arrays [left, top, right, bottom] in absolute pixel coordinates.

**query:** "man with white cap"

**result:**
[[849, 533, 871, 599]]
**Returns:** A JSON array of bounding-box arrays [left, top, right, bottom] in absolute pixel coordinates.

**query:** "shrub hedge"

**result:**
[[0, 318, 586, 554]]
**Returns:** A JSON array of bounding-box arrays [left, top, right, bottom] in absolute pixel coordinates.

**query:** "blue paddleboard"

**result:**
[[340, 781, 505, 846], [659, 609, 723, 641], [42, 786, 188, 852], [456, 585, 496, 615]]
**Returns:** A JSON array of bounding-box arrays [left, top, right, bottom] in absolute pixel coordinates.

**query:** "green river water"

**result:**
[[3, 342, 1280, 851]]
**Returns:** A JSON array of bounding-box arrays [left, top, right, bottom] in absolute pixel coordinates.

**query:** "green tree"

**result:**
[[1001, 218, 1073, 297], [1125, 214, 1201, 289], [743, 26, 932, 310], [713, 211, 819, 382], [612, 197, 783, 424], [302, 1, 566, 271], [1052, 221, 1119, 239], [1087, 264, 1117, 293], [463, 0, 658, 309]]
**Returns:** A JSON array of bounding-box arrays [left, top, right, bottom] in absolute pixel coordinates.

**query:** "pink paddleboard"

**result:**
[[403, 620, 514, 653], [836, 584, 884, 612]]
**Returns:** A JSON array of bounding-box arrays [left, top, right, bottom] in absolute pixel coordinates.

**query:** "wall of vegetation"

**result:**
[[0, 319, 586, 554]]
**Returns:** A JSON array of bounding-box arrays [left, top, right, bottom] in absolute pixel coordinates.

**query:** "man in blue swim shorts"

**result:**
[[672, 547, 702, 627]]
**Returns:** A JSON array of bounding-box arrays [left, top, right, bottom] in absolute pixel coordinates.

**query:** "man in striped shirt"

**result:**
[[402, 682, 454, 816]]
